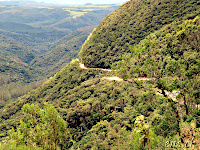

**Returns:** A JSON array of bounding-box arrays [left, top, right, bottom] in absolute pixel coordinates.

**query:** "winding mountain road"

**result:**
[[79, 63, 181, 102], [80, 63, 123, 81], [80, 63, 155, 81]]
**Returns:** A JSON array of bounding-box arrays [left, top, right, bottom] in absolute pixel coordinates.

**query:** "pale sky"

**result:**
[[34, 0, 129, 5]]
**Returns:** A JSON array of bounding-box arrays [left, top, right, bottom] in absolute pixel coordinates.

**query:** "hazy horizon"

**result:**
[[0, 0, 128, 5], [36, 0, 128, 5]]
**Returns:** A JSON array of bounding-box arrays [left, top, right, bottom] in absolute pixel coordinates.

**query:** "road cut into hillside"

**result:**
[[79, 63, 186, 104], [80, 63, 112, 71], [80, 63, 87, 69], [80, 63, 155, 81], [102, 76, 123, 81]]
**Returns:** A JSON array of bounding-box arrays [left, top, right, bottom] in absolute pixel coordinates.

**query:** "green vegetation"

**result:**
[[113, 16, 200, 115], [0, 60, 183, 149], [0, 59, 106, 141], [0, 4, 119, 50], [0, 79, 46, 109], [79, 0, 200, 68], [9, 103, 73, 149], [1, 103, 72, 150], [112, 16, 200, 148], [0, 0, 200, 149], [31, 29, 93, 76], [0, 34, 35, 63], [0, 4, 118, 106], [0, 35, 43, 105], [0, 55, 34, 83]]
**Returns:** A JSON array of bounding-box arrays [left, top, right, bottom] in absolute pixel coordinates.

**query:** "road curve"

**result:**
[[80, 63, 155, 81]]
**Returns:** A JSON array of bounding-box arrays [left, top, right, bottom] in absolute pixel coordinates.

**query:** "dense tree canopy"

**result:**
[[1, 1, 200, 149], [9, 103, 73, 150], [79, 0, 200, 68]]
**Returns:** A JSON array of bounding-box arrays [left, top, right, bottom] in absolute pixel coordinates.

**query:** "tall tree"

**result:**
[[9, 102, 73, 150]]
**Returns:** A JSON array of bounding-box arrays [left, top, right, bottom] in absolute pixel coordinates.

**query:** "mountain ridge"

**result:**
[[79, 0, 200, 68], [0, 0, 200, 149]]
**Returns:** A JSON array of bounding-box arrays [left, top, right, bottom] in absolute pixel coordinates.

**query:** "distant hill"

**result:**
[[0, 22, 35, 33], [0, 34, 42, 106], [79, 0, 200, 68], [0, 1, 50, 6], [0, 4, 120, 108], [51, 7, 121, 31], [30, 27, 95, 76], [0, 34, 35, 63], [0, 27, 71, 54], [0, 4, 120, 52], [0, 55, 34, 83]]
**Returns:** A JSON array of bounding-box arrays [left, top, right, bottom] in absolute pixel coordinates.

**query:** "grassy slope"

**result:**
[[79, 0, 200, 68]]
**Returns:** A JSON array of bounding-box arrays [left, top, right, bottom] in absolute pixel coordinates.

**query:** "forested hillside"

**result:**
[[30, 26, 95, 76], [0, 4, 120, 51], [79, 0, 200, 68], [0, 4, 119, 106], [0, 35, 35, 63], [0, 60, 181, 149], [0, 0, 199, 149], [0, 35, 43, 107]]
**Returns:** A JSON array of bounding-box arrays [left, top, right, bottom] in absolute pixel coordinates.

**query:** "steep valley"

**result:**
[[0, 0, 200, 149]]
